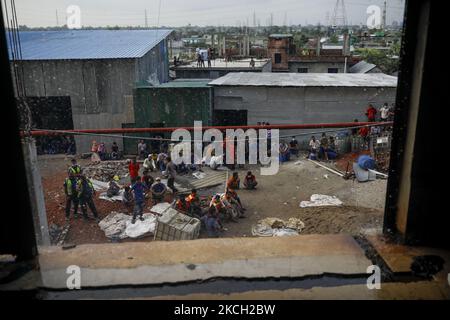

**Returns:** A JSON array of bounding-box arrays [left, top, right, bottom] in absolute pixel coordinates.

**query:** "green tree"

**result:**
[[356, 47, 400, 75]]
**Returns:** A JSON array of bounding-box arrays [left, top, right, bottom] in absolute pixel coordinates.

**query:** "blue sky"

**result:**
[[10, 0, 405, 27]]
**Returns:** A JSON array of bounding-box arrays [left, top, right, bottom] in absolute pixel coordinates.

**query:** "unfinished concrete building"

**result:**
[[172, 59, 272, 79], [8, 29, 173, 152], [267, 34, 296, 72]]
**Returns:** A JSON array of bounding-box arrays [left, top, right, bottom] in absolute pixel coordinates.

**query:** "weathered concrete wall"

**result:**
[[289, 61, 346, 73], [213, 85, 397, 141], [135, 40, 170, 84], [14, 39, 169, 152], [18, 59, 135, 152]]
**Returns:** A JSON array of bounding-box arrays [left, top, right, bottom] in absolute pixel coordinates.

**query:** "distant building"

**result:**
[[8, 29, 173, 152], [268, 33, 359, 73], [209, 72, 397, 139], [128, 79, 213, 154], [267, 34, 296, 72]]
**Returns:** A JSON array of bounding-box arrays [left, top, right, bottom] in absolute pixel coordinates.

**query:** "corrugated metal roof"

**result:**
[[209, 72, 398, 87], [7, 29, 172, 60], [349, 60, 377, 74]]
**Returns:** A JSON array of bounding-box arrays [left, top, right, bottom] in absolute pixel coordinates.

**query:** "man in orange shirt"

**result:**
[[185, 189, 202, 218], [227, 172, 240, 190]]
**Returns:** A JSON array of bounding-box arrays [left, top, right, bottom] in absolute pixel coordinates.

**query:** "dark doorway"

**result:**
[[17, 96, 75, 155], [148, 122, 166, 153], [213, 110, 248, 126], [274, 53, 282, 64]]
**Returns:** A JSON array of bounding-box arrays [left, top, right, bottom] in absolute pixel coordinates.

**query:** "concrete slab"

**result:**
[[37, 235, 372, 289], [367, 235, 450, 282]]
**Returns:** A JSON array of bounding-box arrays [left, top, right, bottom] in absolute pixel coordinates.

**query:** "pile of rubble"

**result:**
[[83, 161, 129, 182], [252, 217, 305, 237], [98, 212, 157, 240]]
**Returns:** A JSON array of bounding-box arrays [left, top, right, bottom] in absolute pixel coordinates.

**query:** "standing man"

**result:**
[[388, 103, 395, 121], [207, 48, 212, 67], [165, 157, 178, 193], [131, 176, 146, 224], [111, 142, 120, 160], [380, 103, 390, 122], [64, 172, 79, 222], [309, 136, 320, 158], [128, 158, 140, 182], [137, 140, 147, 160], [365, 104, 377, 122], [289, 136, 299, 157], [157, 152, 168, 171], [320, 133, 329, 161], [351, 119, 359, 136], [77, 175, 99, 222], [68, 158, 82, 177], [359, 126, 370, 150]]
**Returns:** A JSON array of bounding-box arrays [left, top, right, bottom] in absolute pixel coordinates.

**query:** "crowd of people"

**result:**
[[69, 103, 394, 230], [38, 136, 76, 155], [196, 47, 216, 68], [91, 141, 121, 162], [64, 151, 260, 238], [307, 133, 337, 161], [355, 102, 395, 150], [172, 171, 258, 237], [365, 102, 395, 122]]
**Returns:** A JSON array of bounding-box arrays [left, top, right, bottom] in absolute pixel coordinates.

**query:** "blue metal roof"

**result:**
[[7, 29, 173, 60]]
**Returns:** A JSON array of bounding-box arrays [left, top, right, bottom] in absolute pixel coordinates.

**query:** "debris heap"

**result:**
[[83, 161, 129, 182], [252, 217, 305, 237]]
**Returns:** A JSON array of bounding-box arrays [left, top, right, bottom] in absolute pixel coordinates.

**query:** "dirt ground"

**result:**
[[38, 153, 386, 244]]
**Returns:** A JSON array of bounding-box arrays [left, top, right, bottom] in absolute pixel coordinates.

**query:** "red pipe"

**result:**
[[22, 122, 393, 137]]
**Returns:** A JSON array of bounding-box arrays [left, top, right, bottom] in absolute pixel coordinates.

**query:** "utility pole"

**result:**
[[55, 9, 59, 27]]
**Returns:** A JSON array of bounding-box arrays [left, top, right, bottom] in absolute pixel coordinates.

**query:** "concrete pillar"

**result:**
[[223, 37, 226, 57], [22, 137, 50, 246], [316, 36, 321, 56]]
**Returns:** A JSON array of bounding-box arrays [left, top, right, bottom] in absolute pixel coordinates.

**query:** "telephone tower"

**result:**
[[331, 0, 348, 28]]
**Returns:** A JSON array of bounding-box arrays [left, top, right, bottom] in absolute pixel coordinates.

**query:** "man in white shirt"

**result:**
[[380, 103, 390, 122], [309, 136, 320, 152]]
